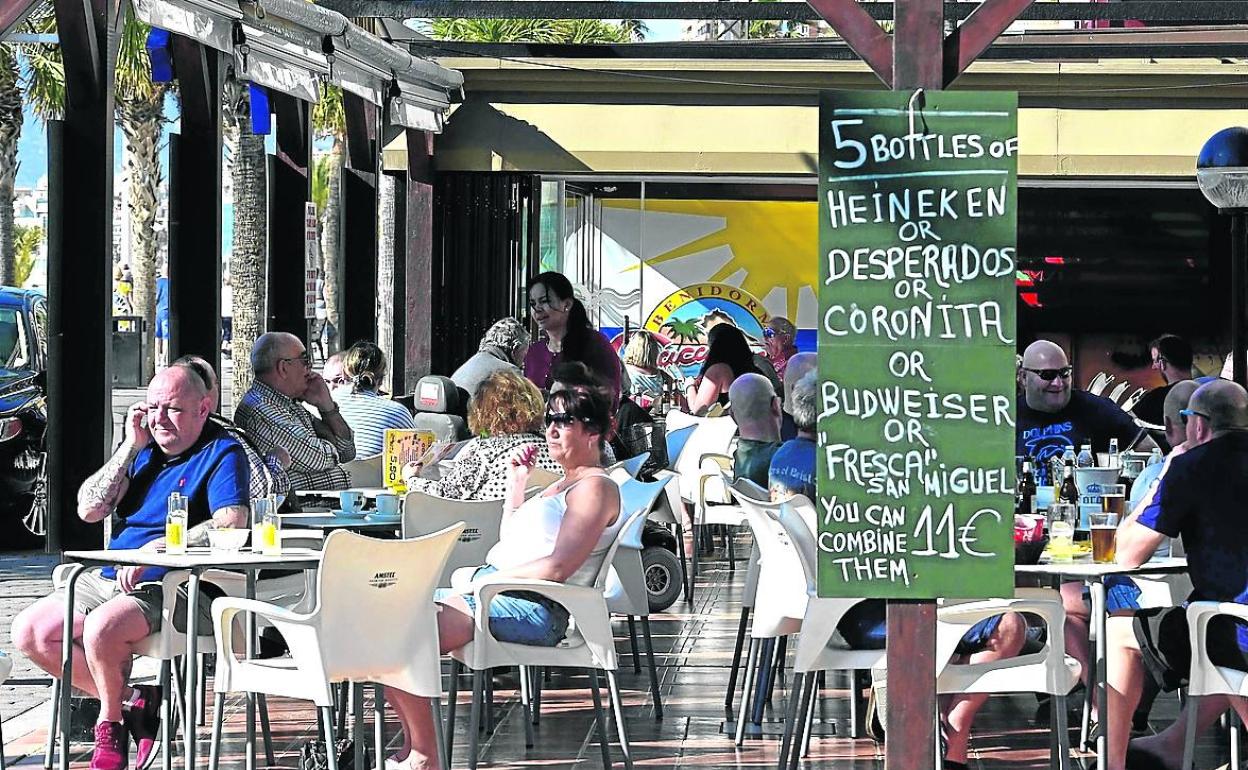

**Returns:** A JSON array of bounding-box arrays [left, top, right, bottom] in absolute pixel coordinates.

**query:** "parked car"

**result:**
[[0, 288, 48, 549]]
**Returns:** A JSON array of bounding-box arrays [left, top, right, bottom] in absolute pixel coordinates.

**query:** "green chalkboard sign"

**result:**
[[816, 90, 1018, 600]]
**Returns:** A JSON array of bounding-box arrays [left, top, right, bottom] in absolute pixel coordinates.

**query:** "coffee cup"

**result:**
[[339, 490, 365, 512], [375, 492, 400, 517]]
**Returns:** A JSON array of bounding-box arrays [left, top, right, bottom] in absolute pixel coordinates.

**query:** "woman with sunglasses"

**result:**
[[383, 383, 624, 770], [523, 271, 623, 401], [686, 323, 762, 415]]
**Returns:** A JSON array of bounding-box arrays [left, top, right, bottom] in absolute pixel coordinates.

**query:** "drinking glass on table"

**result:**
[[251, 495, 282, 555], [166, 492, 188, 555], [1090, 511, 1120, 563], [1047, 502, 1077, 562]]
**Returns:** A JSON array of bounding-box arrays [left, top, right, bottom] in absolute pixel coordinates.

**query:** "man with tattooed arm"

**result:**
[[12, 365, 250, 770]]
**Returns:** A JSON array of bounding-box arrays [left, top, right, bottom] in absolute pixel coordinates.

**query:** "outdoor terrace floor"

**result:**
[[0, 550, 1237, 770]]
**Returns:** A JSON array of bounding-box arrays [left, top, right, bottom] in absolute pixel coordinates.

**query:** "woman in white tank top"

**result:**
[[385, 384, 623, 770]]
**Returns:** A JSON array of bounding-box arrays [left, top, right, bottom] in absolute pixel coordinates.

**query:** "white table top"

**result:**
[[63, 547, 324, 570], [1015, 556, 1187, 578]]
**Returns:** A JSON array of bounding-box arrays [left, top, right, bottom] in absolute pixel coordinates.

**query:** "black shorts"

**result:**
[[1133, 606, 1248, 692]]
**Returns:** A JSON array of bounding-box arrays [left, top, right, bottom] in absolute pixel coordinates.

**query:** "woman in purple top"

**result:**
[[523, 271, 623, 399]]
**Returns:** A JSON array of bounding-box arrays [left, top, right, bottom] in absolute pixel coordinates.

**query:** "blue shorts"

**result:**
[[155, 313, 170, 340], [838, 599, 1043, 655], [1083, 575, 1143, 612], [435, 566, 570, 647]]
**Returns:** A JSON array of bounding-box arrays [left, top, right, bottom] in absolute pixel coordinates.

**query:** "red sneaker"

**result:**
[[89, 721, 129, 770], [124, 685, 162, 769]]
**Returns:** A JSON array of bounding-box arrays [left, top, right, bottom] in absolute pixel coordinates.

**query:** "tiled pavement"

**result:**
[[0, 551, 1239, 769]]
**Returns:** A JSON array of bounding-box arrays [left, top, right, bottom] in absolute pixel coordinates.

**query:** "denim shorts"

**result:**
[[837, 599, 1045, 655], [1081, 574, 1143, 612], [435, 566, 570, 647]]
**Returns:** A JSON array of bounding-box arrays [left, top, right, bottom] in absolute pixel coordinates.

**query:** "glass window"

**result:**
[[0, 307, 30, 370]]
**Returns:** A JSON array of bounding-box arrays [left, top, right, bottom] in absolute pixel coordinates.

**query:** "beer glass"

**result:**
[[1100, 484, 1127, 516], [1090, 512, 1120, 563]]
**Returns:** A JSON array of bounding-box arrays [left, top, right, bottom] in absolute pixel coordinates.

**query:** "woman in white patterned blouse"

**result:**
[[402, 369, 561, 499]]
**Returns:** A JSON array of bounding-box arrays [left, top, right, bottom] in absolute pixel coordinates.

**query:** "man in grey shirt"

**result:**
[[451, 317, 531, 401]]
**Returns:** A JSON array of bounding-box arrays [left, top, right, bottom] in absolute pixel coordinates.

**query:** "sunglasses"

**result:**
[[544, 410, 589, 428], [1179, 407, 1209, 425], [1023, 366, 1073, 382]]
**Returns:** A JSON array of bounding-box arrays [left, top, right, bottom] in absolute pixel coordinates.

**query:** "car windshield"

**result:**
[[0, 307, 30, 371]]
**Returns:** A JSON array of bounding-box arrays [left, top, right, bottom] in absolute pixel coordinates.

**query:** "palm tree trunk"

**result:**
[[377, 171, 395, 392], [321, 139, 343, 346], [118, 86, 167, 381], [228, 109, 268, 401], [0, 60, 24, 285]]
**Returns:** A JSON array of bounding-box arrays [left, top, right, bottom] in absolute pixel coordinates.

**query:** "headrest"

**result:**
[[412, 375, 464, 415]]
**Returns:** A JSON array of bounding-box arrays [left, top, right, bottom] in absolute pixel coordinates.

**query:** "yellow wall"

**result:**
[[424, 100, 1248, 177]]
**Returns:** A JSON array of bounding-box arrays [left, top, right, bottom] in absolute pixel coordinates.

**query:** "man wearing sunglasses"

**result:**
[[1016, 339, 1146, 486], [1103, 379, 1248, 770], [763, 316, 799, 382], [235, 332, 356, 491]]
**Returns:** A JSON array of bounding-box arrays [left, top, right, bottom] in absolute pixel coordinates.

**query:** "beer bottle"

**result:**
[[1059, 459, 1080, 505], [1107, 438, 1120, 470], [1018, 459, 1037, 515]]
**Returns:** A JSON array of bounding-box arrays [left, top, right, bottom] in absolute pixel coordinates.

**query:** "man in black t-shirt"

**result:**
[[1016, 339, 1146, 486], [1130, 334, 1196, 449]]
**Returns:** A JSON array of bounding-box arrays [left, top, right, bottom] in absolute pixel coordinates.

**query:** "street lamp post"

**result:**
[[1197, 127, 1248, 388]]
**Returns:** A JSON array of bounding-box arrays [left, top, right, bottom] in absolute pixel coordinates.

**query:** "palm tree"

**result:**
[[18, 10, 169, 378], [115, 19, 169, 379], [619, 18, 649, 41], [13, 224, 42, 287], [312, 86, 344, 348], [431, 17, 630, 43], [226, 77, 267, 399], [0, 49, 23, 286], [662, 318, 704, 344]]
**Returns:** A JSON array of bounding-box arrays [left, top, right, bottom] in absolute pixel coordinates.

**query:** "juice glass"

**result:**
[[166, 492, 188, 555]]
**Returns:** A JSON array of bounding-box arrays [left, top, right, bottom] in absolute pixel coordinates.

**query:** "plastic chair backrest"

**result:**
[[592, 478, 668, 590], [664, 425, 695, 471], [401, 490, 505, 586], [670, 415, 737, 489], [606, 452, 649, 480], [313, 526, 463, 685], [728, 483, 807, 631], [341, 453, 383, 487], [777, 498, 819, 595]]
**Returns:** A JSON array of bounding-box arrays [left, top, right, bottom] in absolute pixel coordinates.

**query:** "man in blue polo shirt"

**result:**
[[1105, 379, 1248, 770], [769, 370, 816, 501], [12, 366, 249, 770]]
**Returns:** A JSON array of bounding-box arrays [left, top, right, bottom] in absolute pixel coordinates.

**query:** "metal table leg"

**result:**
[[184, 570, 203, 770], [246, 572, 257, 770], [58, 565, 85, 770], [1091, 578, 1107, 769]]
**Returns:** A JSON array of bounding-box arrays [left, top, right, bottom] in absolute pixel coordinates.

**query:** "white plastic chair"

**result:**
[[341, 453, 383, 487], [774, 498, 1079, 770], [444, 478, 669, 770], [773, 499, 884, 766], [603, 474, 680, 720], [727, 484, 810, 747], [401, 490, 506, 588], [718, 478, 767, 713], [1181, 601, 1248, 770], [654, 412, 739, 602], [207, 526, 465, 770]]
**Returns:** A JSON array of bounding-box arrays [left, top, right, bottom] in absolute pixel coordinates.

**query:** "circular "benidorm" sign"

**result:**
[[641, 282, 771, 378]]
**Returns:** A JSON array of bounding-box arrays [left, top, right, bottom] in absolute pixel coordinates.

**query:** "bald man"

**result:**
[[1017, 339, 1143, 485], [1101, 380, 1248, 770], [12, 367, 250, 770], [728, 372, 783, 487]]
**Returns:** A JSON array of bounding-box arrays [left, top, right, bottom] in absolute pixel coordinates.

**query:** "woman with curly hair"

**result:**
[[401, 369, 561, 499]]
